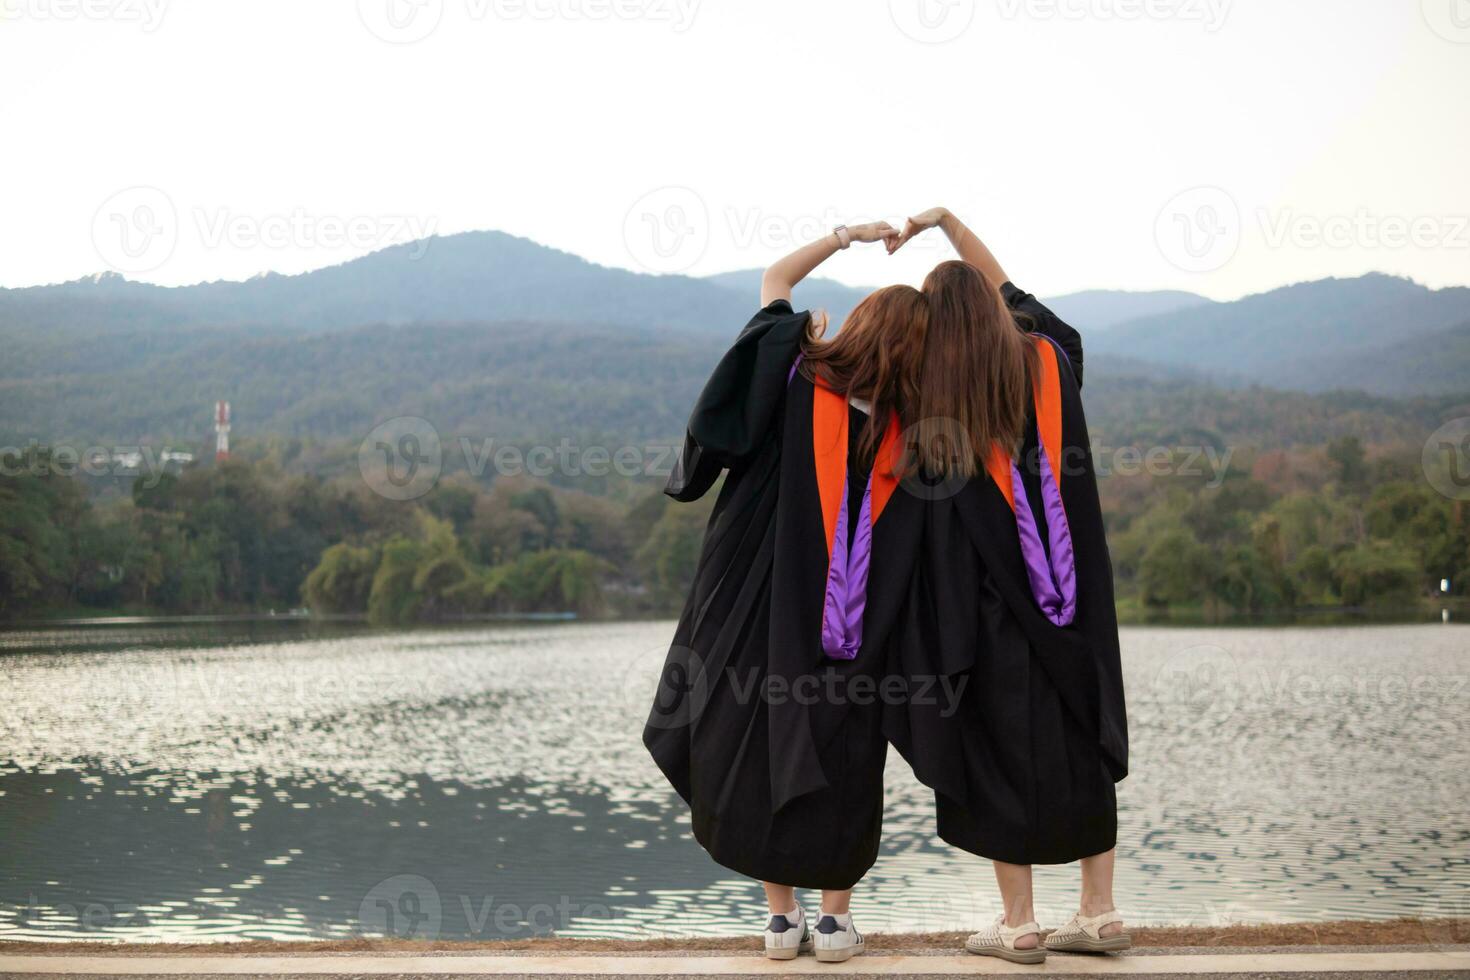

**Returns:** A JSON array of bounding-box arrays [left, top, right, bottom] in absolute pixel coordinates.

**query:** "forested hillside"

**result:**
[[1089, 273, 1470, 394]]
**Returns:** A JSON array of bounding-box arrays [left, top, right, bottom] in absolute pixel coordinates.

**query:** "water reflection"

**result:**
[[0, 620, 1466, 941], [0, 768, 716, 941]]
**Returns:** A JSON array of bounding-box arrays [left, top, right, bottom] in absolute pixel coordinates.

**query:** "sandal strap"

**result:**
[[996, 917, 1042, 946], [1073, 909, 1123, 938], [971, 916, 1042, 950]]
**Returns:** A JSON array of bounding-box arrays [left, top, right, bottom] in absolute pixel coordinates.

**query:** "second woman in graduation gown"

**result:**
[[883, 208, 1130, 961]]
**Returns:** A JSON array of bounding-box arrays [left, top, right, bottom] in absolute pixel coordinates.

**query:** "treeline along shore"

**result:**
[[2, 427, 1466, 624]]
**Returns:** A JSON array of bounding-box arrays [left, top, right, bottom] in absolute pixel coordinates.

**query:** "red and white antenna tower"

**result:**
[[214, 401, 231, 461]]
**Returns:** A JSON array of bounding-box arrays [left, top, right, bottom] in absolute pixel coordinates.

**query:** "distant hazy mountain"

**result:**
[[703, 270, 1213, 333], [0, 231, 754, 345], [2, 232, 1468, 451], [704, 269, 871, 327], [1326, 319, 1470, 395], [0, 231, 1211, 356], [0, 233, 1218, 387], [1043, 289, 1213, 330], [1090, 273, 1470, 394]]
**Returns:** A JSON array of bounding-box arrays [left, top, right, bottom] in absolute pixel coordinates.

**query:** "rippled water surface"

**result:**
[[1, 620, 1466, 941]]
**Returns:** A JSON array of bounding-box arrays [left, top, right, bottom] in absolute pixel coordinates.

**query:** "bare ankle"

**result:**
[[1078, 899, 1121, 937]]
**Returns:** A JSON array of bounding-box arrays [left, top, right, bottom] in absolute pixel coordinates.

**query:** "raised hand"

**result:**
[[847, 221, 901, 246], [888, 207, 948, 254]]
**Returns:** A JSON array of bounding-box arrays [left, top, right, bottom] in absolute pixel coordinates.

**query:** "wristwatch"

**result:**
[[832, 225, 852, 249]]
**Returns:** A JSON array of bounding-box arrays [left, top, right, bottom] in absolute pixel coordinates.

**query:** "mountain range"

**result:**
[[1, 231, 1467, 455]]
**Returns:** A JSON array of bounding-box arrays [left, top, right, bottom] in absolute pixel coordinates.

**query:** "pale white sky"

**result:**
[[2, 0, 1466, 300]]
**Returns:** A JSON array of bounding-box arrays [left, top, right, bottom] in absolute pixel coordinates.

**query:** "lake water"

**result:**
[[0, 620, 1466, 942]]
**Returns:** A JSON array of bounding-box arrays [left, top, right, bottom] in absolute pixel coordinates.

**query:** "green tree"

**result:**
[[1327, 436, 1369, 493], [303, 542, 381, 613], [491, 549, 610, 614], [0, 449, 85, 615], [365, 513, 465, 625], [1138, 528, 1213, 608], [1332, 540, 1420, 607], [635, 502, 710, 605]]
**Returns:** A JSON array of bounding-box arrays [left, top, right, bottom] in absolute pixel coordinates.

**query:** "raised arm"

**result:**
[[760, 221, 900, 307], [894, 207, 1084, 384], [892, 207, 1008, 288]]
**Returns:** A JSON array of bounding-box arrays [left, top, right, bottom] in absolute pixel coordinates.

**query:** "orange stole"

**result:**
[[811, 380, 901, 557], [984, 336, 1064, 510]]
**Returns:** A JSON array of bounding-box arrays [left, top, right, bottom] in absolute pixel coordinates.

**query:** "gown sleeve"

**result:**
[[664, 299, 810, 502], [1002, 281, 1084, 387]]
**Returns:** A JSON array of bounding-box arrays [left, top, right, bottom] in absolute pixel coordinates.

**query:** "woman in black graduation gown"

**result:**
[[645, 217, 937, 961], [884, 208, 1130, 962]]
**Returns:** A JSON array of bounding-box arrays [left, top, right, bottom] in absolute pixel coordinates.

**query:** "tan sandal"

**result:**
[[1044, 909, 1131, 953], [965, 915, 1046, 964]]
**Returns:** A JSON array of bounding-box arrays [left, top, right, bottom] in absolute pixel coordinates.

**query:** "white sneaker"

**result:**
[[813, 913, 865, 963], [763, 907, 811, 960], [965, 914, 1046, 964]]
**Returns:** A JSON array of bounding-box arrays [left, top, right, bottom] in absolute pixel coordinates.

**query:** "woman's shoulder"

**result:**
[[735, 298, 810, 339]]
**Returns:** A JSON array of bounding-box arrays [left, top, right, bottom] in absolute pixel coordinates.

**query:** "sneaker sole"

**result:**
[[814, 945, 862, 963], [764, 939, 812, 960]]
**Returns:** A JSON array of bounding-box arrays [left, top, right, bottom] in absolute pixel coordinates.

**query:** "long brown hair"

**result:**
[[797, 285, 928, 469], [914, 260, 1036, 478]]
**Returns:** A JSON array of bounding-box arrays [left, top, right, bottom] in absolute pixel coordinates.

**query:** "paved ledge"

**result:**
[[6, 918, 1469, 955], [0, 949, 1467, 976]]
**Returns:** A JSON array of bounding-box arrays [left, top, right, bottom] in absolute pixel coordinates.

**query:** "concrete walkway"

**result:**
[[1, 948, 1467, 977]]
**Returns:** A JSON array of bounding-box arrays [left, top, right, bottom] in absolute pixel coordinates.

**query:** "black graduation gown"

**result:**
[[883, 283, 1129, 866], [644, 300, 925, 890]]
